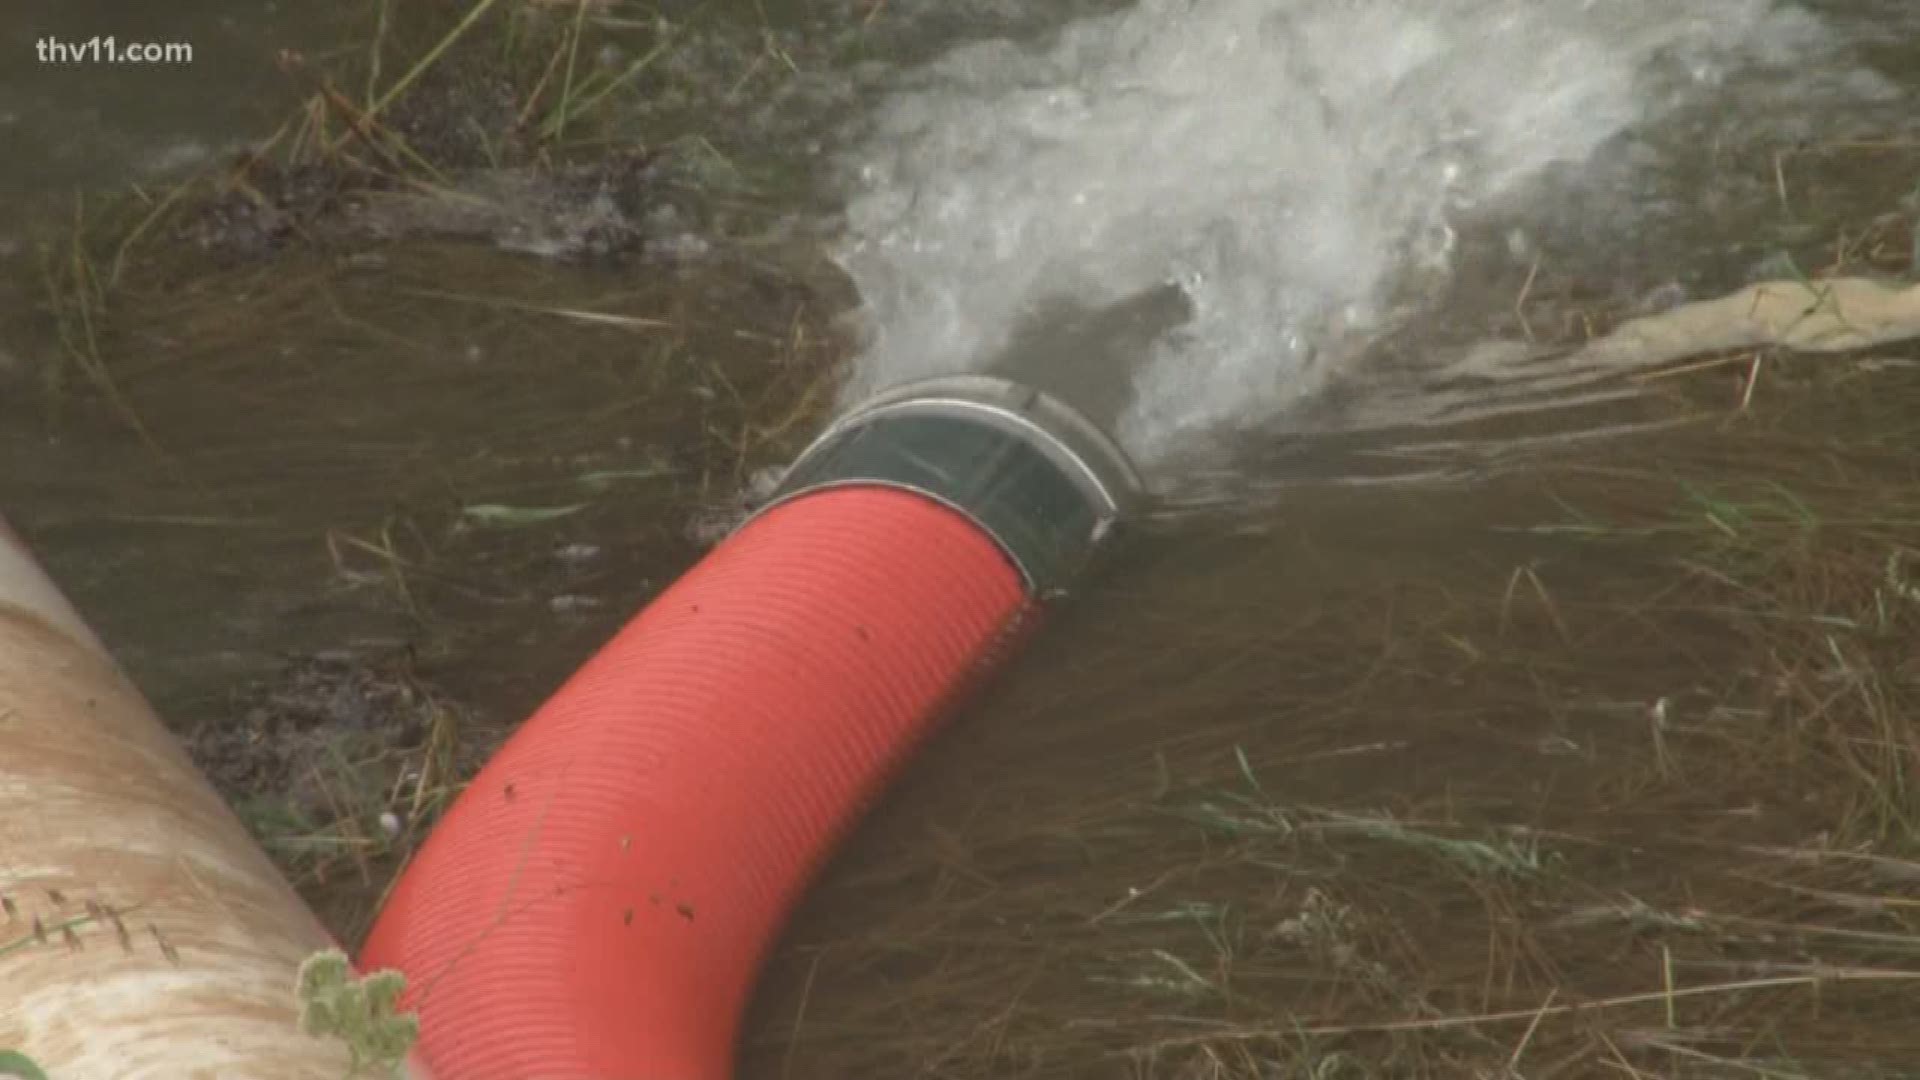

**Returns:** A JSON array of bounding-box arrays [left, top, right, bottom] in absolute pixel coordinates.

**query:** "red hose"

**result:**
[[360, 486, 1032, 1079]]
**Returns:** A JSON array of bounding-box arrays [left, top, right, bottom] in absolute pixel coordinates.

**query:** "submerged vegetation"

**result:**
[[4, 0, 1920, 1077], [9, 0, 849, 938], [744, 362, 1920, 1077]]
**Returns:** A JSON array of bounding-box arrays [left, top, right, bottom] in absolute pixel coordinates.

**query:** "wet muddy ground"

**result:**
[[4, 1, 1920, 1077]]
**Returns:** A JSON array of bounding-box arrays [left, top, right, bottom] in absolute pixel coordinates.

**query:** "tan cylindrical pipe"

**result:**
[[0, 514, 400, 1078]]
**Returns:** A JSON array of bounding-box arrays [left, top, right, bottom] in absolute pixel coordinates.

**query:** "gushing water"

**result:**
[[829, 0, 1878, 475]]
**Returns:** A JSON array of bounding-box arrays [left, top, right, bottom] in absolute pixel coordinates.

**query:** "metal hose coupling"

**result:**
[[759, 374, 1144, 599]]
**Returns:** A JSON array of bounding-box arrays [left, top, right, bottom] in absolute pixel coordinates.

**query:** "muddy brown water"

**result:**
[[5, 2, 1920, 1077]]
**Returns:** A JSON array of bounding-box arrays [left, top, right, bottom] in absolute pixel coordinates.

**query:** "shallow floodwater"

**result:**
[[4, 0, 1920, 1076], [0, 2, 343, 212]]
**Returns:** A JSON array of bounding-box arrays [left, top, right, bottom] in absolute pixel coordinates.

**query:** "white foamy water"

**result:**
[[830, 0, 1871, 472]]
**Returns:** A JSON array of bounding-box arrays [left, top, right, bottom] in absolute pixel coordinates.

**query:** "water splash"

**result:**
[[830, 0, 1871, 473]]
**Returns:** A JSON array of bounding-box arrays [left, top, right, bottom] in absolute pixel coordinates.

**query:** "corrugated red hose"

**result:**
[[359, 486, 1032, 1079]]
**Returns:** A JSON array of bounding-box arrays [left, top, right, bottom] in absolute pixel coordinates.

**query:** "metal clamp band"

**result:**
[[754, 375, 1143, 598]]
